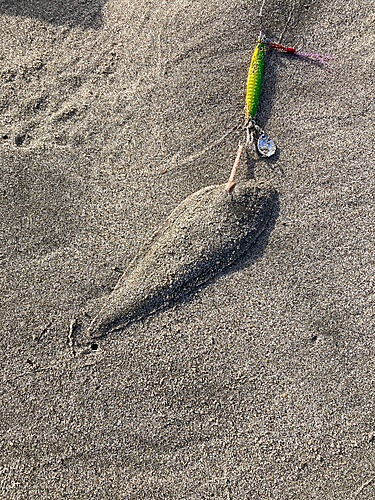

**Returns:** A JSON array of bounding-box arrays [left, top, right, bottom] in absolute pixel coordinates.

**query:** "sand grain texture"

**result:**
[[1, 0, 375, 498]]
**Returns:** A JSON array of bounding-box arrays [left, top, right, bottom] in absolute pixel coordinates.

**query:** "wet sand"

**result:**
[[1, 0, 375, 498]]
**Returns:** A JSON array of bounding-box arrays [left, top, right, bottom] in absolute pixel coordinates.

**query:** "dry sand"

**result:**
[[1, 0, 374, 498]]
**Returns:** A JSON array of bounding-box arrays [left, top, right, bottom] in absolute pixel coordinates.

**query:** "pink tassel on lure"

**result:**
[[294, 50, 336, 68], [266, 41, 336, 68]]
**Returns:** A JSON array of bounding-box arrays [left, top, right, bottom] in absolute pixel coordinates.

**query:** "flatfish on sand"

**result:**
[[88, 179, 276, 338]]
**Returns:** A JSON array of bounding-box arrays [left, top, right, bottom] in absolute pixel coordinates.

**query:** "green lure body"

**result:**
[[246, 39, 265, 119]]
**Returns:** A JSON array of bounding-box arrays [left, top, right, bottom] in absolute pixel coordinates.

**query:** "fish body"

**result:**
[[88, 180, 275, 338], [246, 39, 265, 119]]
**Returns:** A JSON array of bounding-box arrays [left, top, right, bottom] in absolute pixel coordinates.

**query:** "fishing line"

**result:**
[[278, 0, 299, 43], [258, 0, 267, 34]]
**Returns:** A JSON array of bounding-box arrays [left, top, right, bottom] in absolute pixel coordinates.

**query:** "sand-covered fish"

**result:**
[[88, 179, 276, 338]]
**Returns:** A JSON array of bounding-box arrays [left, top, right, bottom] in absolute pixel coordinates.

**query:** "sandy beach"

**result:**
[[1, 0, 374, 498]]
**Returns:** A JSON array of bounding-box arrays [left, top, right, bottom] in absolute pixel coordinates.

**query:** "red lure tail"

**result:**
[[266, 40, 336, 68]]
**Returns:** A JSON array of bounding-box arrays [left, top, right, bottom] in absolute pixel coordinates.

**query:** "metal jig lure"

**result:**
[[245, 35, 335, 159], [246, 38, 265, 121], [224, 3, 335, 192], [245, 35, 276, 159]]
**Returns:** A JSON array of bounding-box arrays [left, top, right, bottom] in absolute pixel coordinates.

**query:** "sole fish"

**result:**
[[88, 179, 276, 338]]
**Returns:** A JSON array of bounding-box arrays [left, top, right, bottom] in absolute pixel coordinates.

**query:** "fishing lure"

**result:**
[[224, 30, 335, 191], [246, 38, 265, 120], [245, 36, 276, 159], [244, 35, 335, 159]]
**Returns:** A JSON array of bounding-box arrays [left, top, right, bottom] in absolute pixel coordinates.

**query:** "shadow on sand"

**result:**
[[0, 0, 108, 29]]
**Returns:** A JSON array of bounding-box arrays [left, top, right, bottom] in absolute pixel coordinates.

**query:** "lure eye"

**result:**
[[259, 46, 264, 51]]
